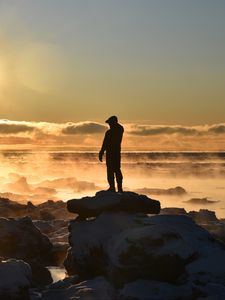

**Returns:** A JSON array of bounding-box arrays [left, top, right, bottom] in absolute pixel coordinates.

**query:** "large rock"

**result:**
[[0, 216, 52, 264], [33, 219, 69, 245], [67, 191, 160, 218], [0, 197, 73, 220], [33, 219, 69, 266], [0, 216, 53, 286], [41, 276, 115, 300], [188, 209, 218, 224], [118, 280, 193, 300], [0, 259, 32, 300], [0, 197, 28, 218], [64, 213, 225, 287], [160, 207, 187, 215]]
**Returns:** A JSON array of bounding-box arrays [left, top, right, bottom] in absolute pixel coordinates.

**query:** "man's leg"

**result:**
[[115, 168, 123, 193], [107, 164, 115, 191]]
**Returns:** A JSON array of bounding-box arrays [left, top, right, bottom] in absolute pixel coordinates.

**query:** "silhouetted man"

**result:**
[[99, 116, 124, 192]]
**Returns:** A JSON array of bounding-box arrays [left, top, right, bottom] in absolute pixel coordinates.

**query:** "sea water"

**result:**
[[0, 150, 224, 218]]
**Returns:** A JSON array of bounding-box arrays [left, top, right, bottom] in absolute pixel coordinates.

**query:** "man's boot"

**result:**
[[117, 181, 123, 193], [107, 168, 116, 192]]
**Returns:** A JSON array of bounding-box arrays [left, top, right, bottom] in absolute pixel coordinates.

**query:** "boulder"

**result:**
[[0, 197, 73, 220], [196, 282, 225, 299], [33, 219, 69, 267], [41, 276, 115, 300], [0, 197, 28, 218], [160, 207, 187, 215], [118, 280, 193, 300], [188, 209, 218, 224], [64, 212, 140, 278], [52, 242, 69, 266], [0, 216, 53, 286], [64, 213, 225, 287], [0, 259, 32, 300], [0, 216, 52, 264], [67, 191, 160, 219]]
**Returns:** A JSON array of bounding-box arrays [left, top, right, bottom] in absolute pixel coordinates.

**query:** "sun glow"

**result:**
[[15, 43, 68, 94], [0, 60, 6, 90]]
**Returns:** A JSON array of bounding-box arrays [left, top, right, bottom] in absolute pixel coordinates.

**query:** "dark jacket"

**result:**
[[100, 123, 124, 165]]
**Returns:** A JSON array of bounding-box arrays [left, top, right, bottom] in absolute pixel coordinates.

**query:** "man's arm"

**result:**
[[99, 131, 108, 162]]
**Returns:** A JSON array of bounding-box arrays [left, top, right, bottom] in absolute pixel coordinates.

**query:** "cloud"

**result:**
[[128, 125, 198, 136], [62, 122, 107, 135], [0, 120, 35, 134], [0, 119, 225, 150], [208, 124, 225, 134], [127, 123, 225, 136]]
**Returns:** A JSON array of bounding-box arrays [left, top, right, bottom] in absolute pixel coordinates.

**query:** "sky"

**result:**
[[0, 0, 225, 149]]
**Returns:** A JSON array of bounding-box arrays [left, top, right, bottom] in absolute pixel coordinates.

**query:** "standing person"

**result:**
[[99, 116, 124, 192]]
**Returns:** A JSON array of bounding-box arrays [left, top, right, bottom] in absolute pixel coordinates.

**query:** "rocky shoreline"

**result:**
[[1, 192, 225, 299]]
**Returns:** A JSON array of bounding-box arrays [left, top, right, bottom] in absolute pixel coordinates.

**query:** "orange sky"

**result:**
[[0, 1, 225, 126], [0, 1, 225, 151]]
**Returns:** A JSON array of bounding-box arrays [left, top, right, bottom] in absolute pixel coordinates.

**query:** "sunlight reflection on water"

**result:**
[[48, 267, 66, 283], [0, 150, 225, 217]]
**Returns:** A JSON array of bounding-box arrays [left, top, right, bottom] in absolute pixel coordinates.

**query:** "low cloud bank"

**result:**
[[128, 123, 225, 136], [62, 122, 107, 135], [1, 119, 225, 137], [0, 120, 36, 134], [0, 119, 225, 150]]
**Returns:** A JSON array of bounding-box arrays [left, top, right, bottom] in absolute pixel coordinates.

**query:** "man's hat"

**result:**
[[105, 115, 118, 124]]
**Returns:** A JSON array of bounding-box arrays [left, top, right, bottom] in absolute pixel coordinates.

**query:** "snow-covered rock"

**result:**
[[118, 280, 225, 300], [64, 212, 149, 278], [41, 276, 115, 300], [67, 191, 160, 219], [196, 282, 225, 299], [65, 213, 225, 288], [118, 280, 193, 300], [0, 259, 32, 300]]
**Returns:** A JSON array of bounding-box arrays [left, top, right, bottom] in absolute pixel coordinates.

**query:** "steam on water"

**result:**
[[0, 150, 225, 218]]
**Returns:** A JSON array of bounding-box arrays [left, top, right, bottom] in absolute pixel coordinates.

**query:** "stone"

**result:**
[[67, 191, 160, 218], [41, 276, 115, 300], [65, 213, 225, 287], [0, 216, 53, 286], [0, 259, 32, 300]]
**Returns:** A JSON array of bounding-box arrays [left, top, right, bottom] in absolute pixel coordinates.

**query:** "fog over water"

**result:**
[[0, 150, 225, 218]]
